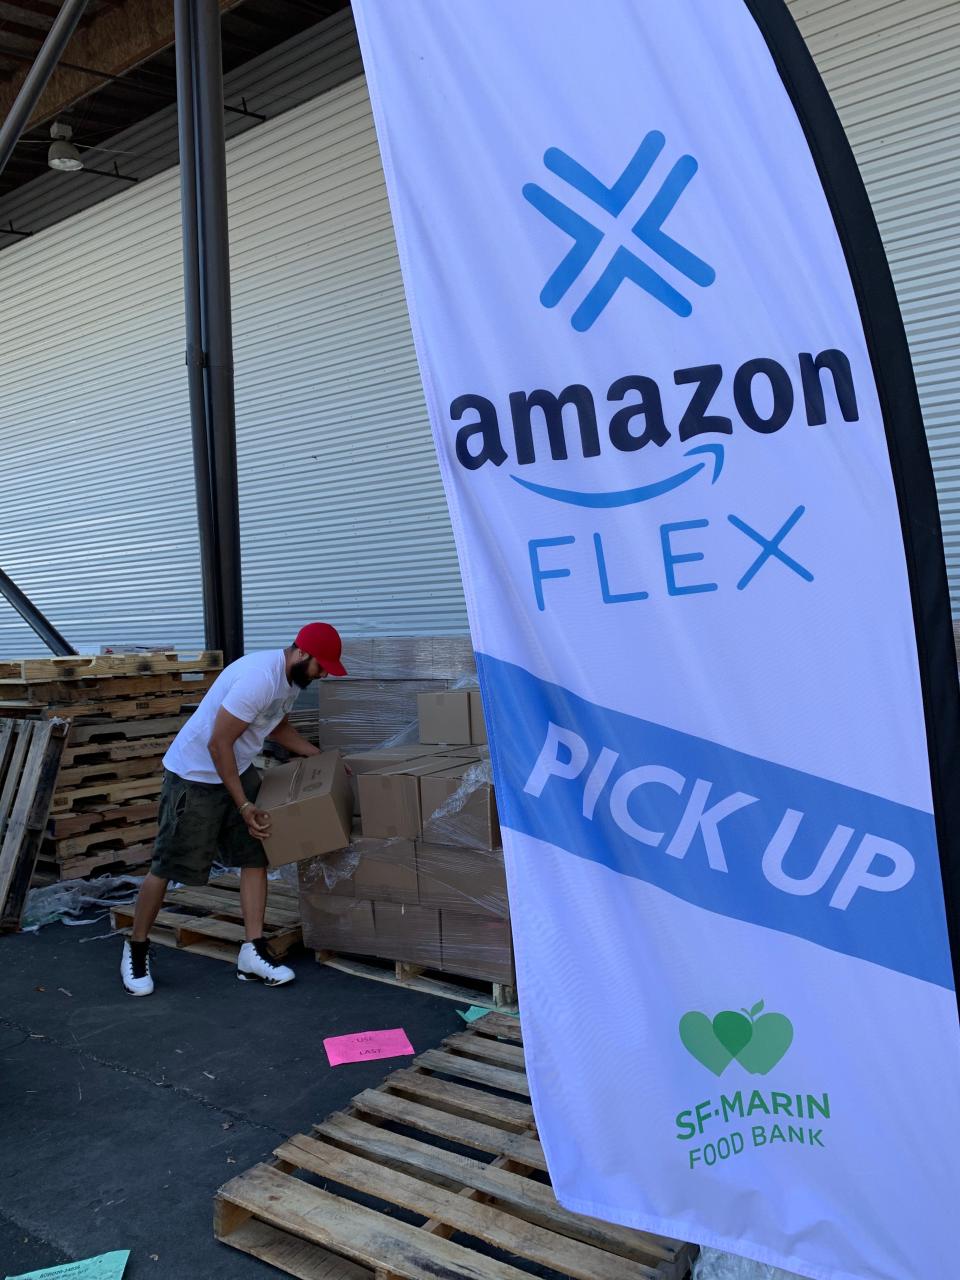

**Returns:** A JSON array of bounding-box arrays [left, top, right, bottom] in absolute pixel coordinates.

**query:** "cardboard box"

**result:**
[[343, 746, 440, 812], [416, 842, 508, 917], [374, 902, 442, 967], [469, 690, 487, 744], [299, 894, 377, 955], [358, 759, 456, 839], [256, 750, 353, 867], [420, 765, 501, 849], [418, 690, 472, 745], [353, 836, 418, 904], [441, 910, 515, 984]]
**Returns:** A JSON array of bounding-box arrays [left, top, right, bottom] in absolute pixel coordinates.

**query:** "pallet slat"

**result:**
[[353, 1088, 547, 1170], [412, 1048, 530, 1098], [218, 1163, 534, 1280], [383, 1068, 535, 1131], [213, 1217, 370, 1280], [276, 1135, 657, 1280], [313, 1114, 678, 1267], [315, 951, 517, 1014]]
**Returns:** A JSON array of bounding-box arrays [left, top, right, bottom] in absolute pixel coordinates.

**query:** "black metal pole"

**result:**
[[174, 0, 223, 654], [0, 568, 76, 656], [194, 0, 244, 665], [0, 0, 89, 180]]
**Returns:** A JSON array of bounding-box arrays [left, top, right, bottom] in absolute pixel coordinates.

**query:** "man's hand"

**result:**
[[241, 803, 272, 840]]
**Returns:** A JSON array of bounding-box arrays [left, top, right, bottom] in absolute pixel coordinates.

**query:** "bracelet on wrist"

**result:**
[[239, 800, 252, 814]]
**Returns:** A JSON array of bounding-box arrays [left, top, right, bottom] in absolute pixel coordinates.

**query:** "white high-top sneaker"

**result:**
[[121, 939, 154, 996], [237, 938, 295, 986]]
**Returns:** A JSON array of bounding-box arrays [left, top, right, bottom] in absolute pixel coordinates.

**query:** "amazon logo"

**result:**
[[450, 349, 859, 507]]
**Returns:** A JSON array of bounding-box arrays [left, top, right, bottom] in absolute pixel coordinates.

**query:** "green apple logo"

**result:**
[[679, 1000, 793, 1077]]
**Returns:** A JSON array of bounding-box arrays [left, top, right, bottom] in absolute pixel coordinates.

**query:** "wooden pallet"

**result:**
[[216, 1013, 696, 1280], [38, 840, 155, 881], [48, 798, 159, 838], [67, 715, 189, 746], [315, 950, 518, 1014], [51, 774, 164, 813], [0, 693, 203, 721], [0, 670, 217, 705], [60, 735, 174, 768], [45, 819, 160, 860], [0, 718, 70, 930], [111, 875, 302, 962], [0, 650, 222, 682], [56, 753, 165, 790]]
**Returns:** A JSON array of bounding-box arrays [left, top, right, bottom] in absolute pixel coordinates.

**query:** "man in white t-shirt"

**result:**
[[120, 622, 347, 997]]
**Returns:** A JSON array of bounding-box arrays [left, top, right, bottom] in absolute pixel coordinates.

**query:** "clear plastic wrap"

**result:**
[[22, 872, 142, 930], [339, 636, 477, 681], [296, 803, 514, 984], [414, 841, 507, 917], [297, 845, 361, 891], [316, 635, 481, 754], [318, 679, 454, 752], [693, 1249, 805, 1280], [421, 758, 500, 849]]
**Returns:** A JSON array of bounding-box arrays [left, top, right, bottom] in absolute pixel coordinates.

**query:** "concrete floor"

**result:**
[[0, 921, 465, 1279]]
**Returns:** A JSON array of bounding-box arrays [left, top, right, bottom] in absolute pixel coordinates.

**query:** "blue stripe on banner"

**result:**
[[477, 653, 953, 990]]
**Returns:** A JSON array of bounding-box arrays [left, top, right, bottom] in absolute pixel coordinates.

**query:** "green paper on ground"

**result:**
[[457, 1004, 518, 1022], [5, 1250, 130, 1280]]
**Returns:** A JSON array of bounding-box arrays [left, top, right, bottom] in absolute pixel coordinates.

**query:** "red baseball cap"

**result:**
[[295, 622, 347, 676]]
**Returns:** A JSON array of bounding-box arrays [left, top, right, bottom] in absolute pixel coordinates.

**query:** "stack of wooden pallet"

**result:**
[[0, 718, 70, 929], [0, 650, 221, 881]]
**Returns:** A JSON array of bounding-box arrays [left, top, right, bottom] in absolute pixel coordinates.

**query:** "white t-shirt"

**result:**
[[163, 649, 299, 783]]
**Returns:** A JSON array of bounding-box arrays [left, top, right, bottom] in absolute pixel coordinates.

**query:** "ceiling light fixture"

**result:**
[[48, 122, 83, 172]]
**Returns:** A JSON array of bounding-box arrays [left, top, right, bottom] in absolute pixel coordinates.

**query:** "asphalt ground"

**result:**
[[0, 921, 465, 1279]]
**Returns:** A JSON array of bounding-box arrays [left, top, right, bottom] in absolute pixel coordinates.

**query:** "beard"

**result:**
[[290, 657, 314, 689]]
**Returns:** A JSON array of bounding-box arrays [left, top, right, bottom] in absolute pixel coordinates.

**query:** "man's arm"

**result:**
[[267, 716, 322, 758], [208, 708, 271, 838]]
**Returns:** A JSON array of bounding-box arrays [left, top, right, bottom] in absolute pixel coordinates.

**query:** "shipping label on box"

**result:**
[[415, 842, 508, 916], [358, 759, 456, 839], [374, 901, 442, 967], [468, 690, 487, 744], [440, 910, 515, 984], [420, 765, 501, 849], [417, 690, 472, 745], [256, 750, 353, 867], [353, 836, 419, 904]]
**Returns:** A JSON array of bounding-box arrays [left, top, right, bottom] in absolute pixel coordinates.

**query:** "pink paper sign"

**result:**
[[323, 1027, 415, 1067]]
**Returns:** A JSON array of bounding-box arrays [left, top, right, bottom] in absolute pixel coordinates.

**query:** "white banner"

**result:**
[[352, 4, 960, 1278]]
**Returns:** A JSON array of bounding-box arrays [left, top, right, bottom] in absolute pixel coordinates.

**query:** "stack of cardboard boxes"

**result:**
[[298, 688, 513, 985]]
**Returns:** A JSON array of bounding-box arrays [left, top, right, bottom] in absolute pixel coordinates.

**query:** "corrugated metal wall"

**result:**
[[788, 0, 960, 606], [0, 2, 956, 656], [0, 73, 464, 656]]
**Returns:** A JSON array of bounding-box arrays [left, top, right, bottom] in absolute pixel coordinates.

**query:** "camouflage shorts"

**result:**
[[150, 766, 266, 886]]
